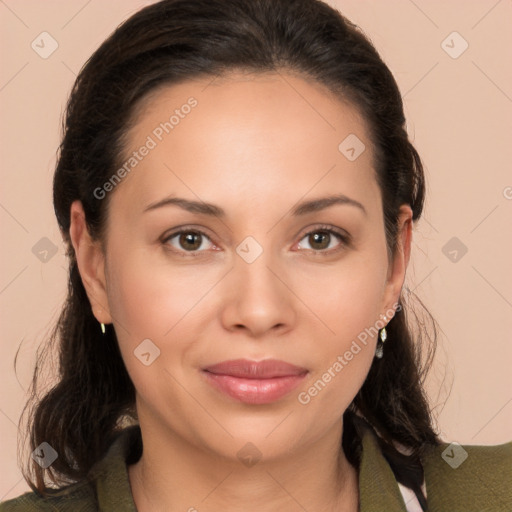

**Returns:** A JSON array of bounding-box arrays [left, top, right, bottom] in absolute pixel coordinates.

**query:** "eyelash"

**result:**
[[161, 224, 351, 257]]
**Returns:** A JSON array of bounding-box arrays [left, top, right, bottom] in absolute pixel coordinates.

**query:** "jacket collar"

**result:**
[[358, 426, 409, 511], [91, 424, 409, 511]]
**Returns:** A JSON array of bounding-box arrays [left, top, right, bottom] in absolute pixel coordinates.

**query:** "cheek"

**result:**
[[104, 244, 224, 383], [292, 251, 387, 410], [105, 244, 213, 337], [292, 249, 388, 343], [104, 248, 192, 406]]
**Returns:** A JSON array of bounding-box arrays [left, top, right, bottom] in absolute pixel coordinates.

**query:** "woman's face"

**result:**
[[73, 71, 411, 462]]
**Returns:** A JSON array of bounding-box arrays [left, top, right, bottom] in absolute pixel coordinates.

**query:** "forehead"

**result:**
[[108, 71, 379, 217]]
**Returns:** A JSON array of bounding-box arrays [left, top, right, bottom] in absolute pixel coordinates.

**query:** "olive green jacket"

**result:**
[[1, 425, 510, 511]]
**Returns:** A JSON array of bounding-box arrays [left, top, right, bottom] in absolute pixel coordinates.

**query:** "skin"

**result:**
[[70, 70, 412, 512]]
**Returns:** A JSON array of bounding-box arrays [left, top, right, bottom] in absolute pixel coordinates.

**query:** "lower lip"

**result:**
[[202, 371, 307, 405]]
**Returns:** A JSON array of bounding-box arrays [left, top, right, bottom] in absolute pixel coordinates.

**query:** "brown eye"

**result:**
[[296, 226, 349, 253], [178, 232, 203, 251], [163, 230, 214, 254], [308, 231, 331, 250]]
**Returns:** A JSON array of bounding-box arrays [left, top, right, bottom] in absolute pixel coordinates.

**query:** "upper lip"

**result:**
[[203, 359, 308, 379]]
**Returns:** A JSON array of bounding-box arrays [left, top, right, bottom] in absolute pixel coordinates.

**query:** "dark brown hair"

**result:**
[[18, 0, 439, 509]]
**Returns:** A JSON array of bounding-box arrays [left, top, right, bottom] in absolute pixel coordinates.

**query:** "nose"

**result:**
[[219, 251, 297, 338]]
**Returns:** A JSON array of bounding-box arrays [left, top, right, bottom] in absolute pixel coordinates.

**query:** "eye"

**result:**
[[161, 225, 350, 256], [162, 229, 217, 255], [296, 225, 350, 253]]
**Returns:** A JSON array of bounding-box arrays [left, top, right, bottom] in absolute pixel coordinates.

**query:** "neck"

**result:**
[[128, 415, 359, 512]]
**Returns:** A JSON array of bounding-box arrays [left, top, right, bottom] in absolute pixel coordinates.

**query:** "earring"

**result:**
[[375, 318, 387, 359], [100, 322, 106, 335]]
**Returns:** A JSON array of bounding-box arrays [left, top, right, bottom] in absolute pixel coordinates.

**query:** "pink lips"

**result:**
[[202, 359, 308, 405]]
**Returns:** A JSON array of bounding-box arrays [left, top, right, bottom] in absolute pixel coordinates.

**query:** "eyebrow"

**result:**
[[291, 194, 367, 216], [143, 193, 367, 217]]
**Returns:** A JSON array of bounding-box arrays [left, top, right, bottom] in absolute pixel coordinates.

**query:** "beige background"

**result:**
[[1, 0, 511, 500]]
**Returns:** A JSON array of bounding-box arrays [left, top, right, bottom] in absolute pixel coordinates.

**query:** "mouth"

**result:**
[[201, 359, 309, 405]]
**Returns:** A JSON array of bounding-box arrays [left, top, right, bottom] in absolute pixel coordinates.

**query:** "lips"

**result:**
[[202, 359, 308, 404], [203, 359, 308, 378]]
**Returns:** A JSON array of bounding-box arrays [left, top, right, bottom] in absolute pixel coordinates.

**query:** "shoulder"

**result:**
[[422, 439, 512, 511], [0, 480, 96, 511], [0, 426, 141, 512]]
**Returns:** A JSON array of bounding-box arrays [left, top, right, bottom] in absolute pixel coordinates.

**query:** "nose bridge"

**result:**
[[220, 235, 296, 335], [234, 236, 283, 300]]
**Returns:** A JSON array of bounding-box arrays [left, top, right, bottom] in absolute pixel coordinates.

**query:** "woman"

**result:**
[[2, 0, 510, 510]]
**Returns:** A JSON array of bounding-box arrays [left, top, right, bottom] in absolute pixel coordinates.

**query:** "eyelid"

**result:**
[[161, 223, 351, 255], [294, 224, 352, 252], [161, 225, 218, 256]]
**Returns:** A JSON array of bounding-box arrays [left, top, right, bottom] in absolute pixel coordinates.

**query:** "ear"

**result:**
[[69, 200, 112, 325], [382, 204, 413, 315]]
